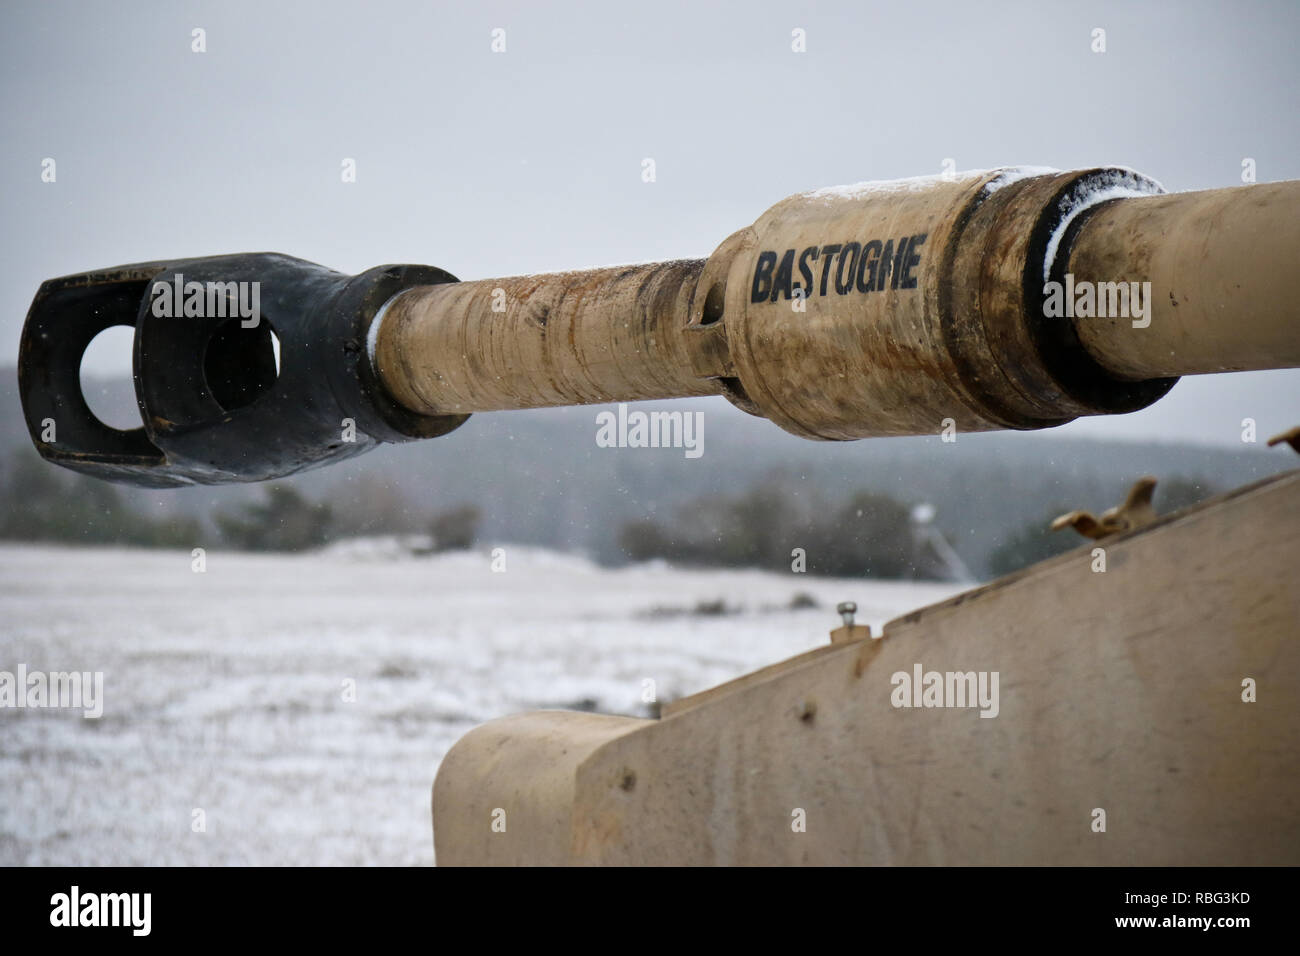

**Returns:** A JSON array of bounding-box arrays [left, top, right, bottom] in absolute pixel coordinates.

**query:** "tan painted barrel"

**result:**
[[709, 167, 1170, 439], [1064, 180, 1300, 380], [372, 169, 1299, 442], [372, 259, 729, 414]]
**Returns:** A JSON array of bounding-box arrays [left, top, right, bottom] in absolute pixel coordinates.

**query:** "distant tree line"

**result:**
[[0, 448, 1221, 578], [209, 486, 483, 553], [0, 452, 481, 554], [0, 455, 200, 547], [619, 472, 1221, 580], [618, 474, 926, 578]]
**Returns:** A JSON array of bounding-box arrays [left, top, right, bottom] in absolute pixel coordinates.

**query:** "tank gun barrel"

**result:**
[[18, 167, 1299, 486]]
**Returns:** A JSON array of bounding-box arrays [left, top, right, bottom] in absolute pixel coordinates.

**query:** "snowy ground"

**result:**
[[0, 542, 960, 866]]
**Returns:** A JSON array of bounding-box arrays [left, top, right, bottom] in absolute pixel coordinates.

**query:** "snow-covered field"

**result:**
[[0, 542, 960, 866]]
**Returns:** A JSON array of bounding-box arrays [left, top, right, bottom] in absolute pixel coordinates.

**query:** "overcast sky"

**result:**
[[2, 0, 1296, 448]]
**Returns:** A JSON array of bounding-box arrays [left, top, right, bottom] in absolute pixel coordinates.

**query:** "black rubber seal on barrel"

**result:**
[[1027, 172, 1178, 414]]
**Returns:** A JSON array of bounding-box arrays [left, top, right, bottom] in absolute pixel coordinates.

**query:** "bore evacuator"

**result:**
[[750, 232, 928, 303]]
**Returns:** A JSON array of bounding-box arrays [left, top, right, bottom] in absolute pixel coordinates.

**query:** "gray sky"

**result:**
[[2, 0, 1296, 448]]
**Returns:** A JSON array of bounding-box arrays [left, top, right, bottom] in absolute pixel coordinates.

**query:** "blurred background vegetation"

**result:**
[[0, 437, 1223, 579], [1, 369, 1272, 578]]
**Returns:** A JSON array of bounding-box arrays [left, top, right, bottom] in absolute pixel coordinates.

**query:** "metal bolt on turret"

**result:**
[[837, 602, 857, 628]]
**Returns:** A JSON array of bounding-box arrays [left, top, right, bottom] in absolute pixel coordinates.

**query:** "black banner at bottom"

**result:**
[[0, 865, 1285, 941]]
